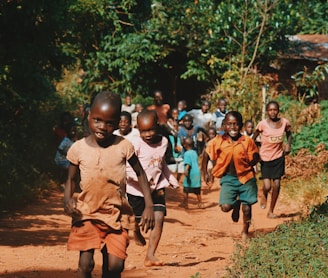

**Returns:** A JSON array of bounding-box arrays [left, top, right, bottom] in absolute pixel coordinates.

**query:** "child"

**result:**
[[64, 91, 155, 278], [243, 120, 254, 138], [202, 111, 259, 240], [212, 98, 228, 135], [177, 100, 188, 123], [205, 127, 217, 187], [126, 109, 179, 267], [182, 137, 203, 209], [253, 100, 292, 219], [54, 123, 77, 170], [131, 103, 144, 128], [167, 120, 184, 182], [178, 114, 208, 155], [113, 111, 140, 140]]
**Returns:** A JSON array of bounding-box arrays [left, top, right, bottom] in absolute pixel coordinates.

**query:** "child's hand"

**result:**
[[284, 143, 291, 155], [139, 206, 155, 233], [64, 197, 82, 220]]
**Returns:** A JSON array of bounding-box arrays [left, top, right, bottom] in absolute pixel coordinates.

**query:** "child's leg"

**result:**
[[196, 193, 204, 208], [134, 221, 146, 246], [260, 178, 272, 209], [78, 249, 95, 278], [144, 210, 165, 267], [267, 179, 281, 218], [182, 192, 188, 208], [241, 204, 252, 240], [101, 245, 125, 278]]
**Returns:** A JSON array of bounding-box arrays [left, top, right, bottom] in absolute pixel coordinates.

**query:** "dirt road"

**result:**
[[0, 181, 300, 278]]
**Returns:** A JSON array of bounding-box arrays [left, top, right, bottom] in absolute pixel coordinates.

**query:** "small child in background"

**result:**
[[243, 120, 255, 138], [167, 120, 184, 182], [182, 137, 203, 209], [204, 127, 217, 187], [177, 100, 188, 124], [131, 103, 144, 128], [54, 123, 78, 170], [113, 111, 140, 140]]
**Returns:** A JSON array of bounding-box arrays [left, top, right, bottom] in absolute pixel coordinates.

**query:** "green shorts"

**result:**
[[219, 174, 258, 206]]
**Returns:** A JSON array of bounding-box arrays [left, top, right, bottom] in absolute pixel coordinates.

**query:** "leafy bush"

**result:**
[[292, 100, 328, 154], [226, 200, 328, 277]]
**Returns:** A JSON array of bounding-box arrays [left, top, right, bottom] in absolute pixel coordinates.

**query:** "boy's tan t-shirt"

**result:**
[[67, 135, 135, 230]]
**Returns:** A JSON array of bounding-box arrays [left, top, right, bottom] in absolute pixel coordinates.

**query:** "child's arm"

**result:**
[[284, 130, 292, 155], [252, 129, 260, 141], [201, 152, 211, 185], [64, 163, 81, 220], [184, 164, 191, 178], [128, 154, 155, 233]]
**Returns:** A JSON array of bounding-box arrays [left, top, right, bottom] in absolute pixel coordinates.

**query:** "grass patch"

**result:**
[[226, 190, 328, 277]]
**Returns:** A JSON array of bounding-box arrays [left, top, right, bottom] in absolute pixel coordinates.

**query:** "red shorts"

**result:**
[[67, 220, 129, 259]]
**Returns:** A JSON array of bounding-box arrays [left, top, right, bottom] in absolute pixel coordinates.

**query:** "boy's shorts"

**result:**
[[67, 220, 129, 259], [127, 188, 166, 223], [219, 174, 257, 206]]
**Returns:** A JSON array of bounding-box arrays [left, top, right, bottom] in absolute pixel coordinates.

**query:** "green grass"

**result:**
[[226, 198, 328, 278]]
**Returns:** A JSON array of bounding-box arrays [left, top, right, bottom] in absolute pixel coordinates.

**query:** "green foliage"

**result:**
[[226, 199, 328, 277], [292, 100, 328, 154], [292, 64, 328, 104]]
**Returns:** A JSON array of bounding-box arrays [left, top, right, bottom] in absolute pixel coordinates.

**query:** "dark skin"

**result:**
[[202, 114, 259, 240], [136, 111, 176, 267], [253, 102, 292, 219], [64, 98, 155, 278]]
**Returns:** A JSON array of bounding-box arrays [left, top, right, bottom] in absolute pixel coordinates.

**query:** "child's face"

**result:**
[[218, 100, 227, 113], [118, 115, 132, 135], [225, 115, 242, 139], [154, 92, 163, 106], [267, 103, 279, 120], [88, 102, 119, 143], [178, 101, 186, 111], [183, 116, 193, 129], [245, 122, 254, 136], [125, 96, 132, 105], [138, 115, 157, 144], [208, 129, 216, 139], [135, 104, 143, 112], [171, 109, 179, 120], [201, 101, 210, 113]]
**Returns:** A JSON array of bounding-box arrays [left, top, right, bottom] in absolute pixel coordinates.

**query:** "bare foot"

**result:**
[[231, 200, 241, 222], [241, 232, 248, 242], [134, 230, 146, 246], [181, 201, 188, 209], [267, 212, 278, 219], [260, 195, 267, 209], [144, 256, 164, 267], [198, 202, 205, 209]]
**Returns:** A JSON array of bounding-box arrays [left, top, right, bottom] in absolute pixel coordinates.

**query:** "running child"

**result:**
[[182, 137, 203, 209], [64, 91, 155, 278], [253, 100, 292, 219], [126, 109, 179, 267], [202, 111, 259, 240]]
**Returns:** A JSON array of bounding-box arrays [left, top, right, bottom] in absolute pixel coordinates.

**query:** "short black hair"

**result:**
[[225, 111, 243, 127], [90, 91, 122, 117], [120, 111, 132, 123], [266, 100, 279, 111]]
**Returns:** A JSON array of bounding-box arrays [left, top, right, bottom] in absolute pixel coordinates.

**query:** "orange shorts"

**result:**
[[67, 220, 129, 259]]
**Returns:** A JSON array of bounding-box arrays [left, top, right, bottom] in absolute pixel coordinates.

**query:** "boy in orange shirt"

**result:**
[[202, 111, 259, 240]]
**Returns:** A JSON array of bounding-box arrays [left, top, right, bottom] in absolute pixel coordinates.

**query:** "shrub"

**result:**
[[226, 200, 328, 277]]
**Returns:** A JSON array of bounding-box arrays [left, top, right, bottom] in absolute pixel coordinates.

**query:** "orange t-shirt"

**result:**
[[67, 135, 135, 230], [205, 134, 259, 184]]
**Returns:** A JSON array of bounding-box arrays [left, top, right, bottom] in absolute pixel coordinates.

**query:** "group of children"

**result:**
[[62, 90, 292, 277]]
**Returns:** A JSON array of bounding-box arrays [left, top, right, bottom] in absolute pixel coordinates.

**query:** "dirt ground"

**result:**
[[0, 180, 300, 278]]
